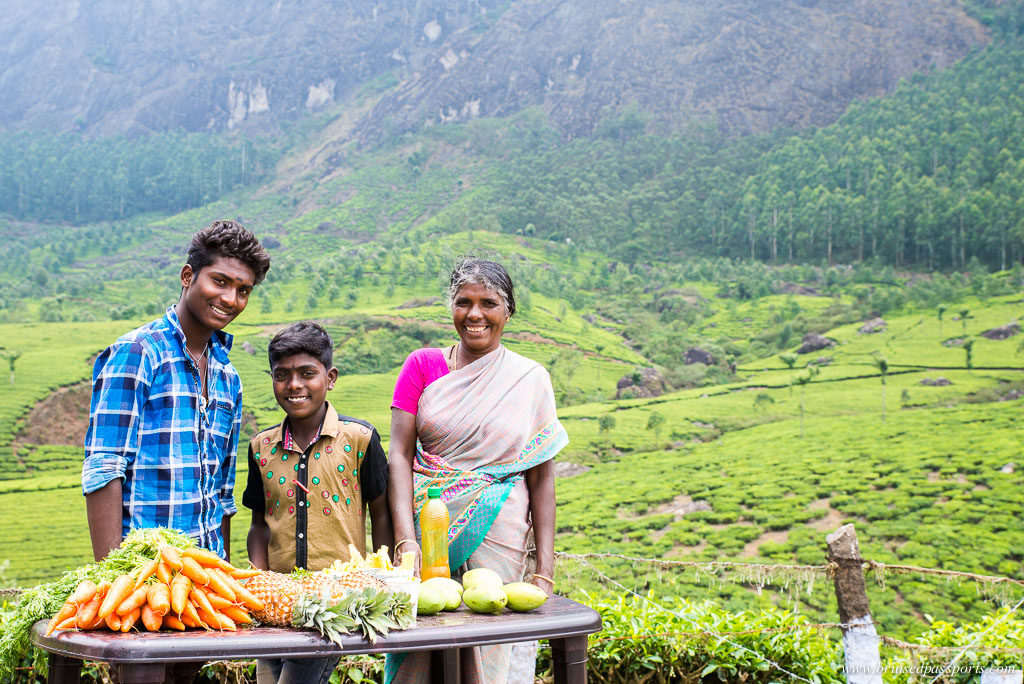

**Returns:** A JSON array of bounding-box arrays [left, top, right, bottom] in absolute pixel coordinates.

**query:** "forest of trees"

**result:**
[[483, 34, 1024, 272], [2, 2, 1023, 277], [0, 130, 276, 222]]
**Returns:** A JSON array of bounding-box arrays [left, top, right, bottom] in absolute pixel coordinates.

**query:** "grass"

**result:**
[[556, 399, 1023, 635]]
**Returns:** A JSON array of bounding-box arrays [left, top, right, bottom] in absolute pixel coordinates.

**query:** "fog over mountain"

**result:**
[[0, 0, 987, 139]]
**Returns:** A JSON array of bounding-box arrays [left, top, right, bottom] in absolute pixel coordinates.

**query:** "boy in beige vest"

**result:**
[[243, 321, 391, 684]]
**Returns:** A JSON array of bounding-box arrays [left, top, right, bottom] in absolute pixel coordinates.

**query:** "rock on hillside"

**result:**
[[859, 317, 886, 334], [616, 367, 666, 399], [359, 0, 988, 141], [0, 0, 508, 135], [684, 347, 716, 366], [0, 0, 987, 138], [796, 332, 835, 354], [980, 322, 1020, 340]]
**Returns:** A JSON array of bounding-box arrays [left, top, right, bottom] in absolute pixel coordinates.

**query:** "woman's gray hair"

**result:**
[[447, 258, 516, 317]]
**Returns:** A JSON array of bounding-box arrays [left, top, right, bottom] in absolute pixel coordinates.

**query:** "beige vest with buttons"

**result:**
[[249, 405, 371, 572]]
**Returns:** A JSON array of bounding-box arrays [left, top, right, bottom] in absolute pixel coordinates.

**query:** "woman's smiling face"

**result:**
[[452, 282, 508, 357]]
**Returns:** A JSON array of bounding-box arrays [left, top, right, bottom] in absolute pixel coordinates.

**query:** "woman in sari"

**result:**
[[386, 258, 568, 684]]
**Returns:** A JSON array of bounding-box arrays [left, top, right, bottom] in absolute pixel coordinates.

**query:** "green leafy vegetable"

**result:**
[[0, 527, 195, 680]]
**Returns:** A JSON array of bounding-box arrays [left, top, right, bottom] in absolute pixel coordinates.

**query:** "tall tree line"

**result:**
[[485, 36, 1024, 271], [0, 130, 276, 223]]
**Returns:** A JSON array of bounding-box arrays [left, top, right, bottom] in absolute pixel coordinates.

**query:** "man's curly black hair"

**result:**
[[186, 220, 271, 285]]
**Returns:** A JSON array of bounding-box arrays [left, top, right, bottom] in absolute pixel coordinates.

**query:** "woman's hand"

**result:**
[[530, 574, 555, 597], [395, 539, 422, 579]]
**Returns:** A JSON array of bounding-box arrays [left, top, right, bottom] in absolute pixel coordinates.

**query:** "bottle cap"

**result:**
[[427, 486, 443, 498]]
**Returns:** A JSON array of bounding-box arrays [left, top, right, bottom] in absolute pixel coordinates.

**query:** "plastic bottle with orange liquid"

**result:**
[[419, 486, 450, 580]]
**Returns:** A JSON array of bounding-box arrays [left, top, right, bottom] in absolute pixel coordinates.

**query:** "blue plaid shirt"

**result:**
[[83, 306, 242, 557]]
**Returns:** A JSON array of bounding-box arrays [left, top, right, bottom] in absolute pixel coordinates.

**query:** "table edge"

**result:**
[[31, 600, 602, 663]]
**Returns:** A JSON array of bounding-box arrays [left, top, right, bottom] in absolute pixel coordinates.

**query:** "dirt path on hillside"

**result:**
[[15, 380, 93, 447], [14, 380, 257, 458]]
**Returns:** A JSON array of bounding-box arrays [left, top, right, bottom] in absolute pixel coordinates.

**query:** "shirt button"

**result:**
[[298, 533, 304, 539], [300, 464, 305, 469]]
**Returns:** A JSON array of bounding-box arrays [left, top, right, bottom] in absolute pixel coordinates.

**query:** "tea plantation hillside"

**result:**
[[0, 241, 1021, 642]]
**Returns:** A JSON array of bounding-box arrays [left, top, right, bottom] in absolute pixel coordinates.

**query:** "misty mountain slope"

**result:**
[[0, 0, 508, 136], [362, 0, 988, 140], [0, 0, 986, 139]]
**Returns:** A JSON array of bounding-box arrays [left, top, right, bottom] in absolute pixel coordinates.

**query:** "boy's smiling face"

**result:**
[[271, 353, 338, 423]]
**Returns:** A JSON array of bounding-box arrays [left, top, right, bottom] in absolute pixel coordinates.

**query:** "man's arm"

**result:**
[[85, 480, 124, 561], [216, 386, 244, 558], [221, 513, 233, 562], [246, 510, 270, 570], [82, 341, 150, 562]]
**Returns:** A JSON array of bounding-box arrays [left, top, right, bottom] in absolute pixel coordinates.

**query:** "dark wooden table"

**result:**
[[32, 594, 601, 684]]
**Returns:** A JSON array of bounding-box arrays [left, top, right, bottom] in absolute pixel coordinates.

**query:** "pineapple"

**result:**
[[241, 569, 412, 645], [327, 544, 394, 573], [241, 571, 304, 626], [306, 569, 387, 598]]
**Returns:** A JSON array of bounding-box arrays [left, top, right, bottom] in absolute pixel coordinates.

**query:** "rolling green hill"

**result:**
[[0, 237, 1021, 647]]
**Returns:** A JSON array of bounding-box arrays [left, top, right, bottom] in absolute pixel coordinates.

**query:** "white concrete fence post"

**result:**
[[981, 670, 1024, 684], [827, 524, 882, 684]]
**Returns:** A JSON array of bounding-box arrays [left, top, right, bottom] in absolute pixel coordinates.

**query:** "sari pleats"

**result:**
[[386, 347, 568, 684]]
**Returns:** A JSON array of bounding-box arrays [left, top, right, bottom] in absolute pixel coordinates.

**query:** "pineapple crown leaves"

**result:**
[[385, 592, 417, 631], [292, 593, 359, 646], [287, 577, 415, 646], [346, 587, 403, 645]]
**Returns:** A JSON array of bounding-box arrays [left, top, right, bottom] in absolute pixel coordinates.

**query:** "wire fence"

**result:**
[[554, 549, 1024, 680], [555, 550, 1024, 588]]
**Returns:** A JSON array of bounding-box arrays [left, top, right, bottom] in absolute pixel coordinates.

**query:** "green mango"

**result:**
[[417, 584, 446, 616], [461, 567, 503, 591], [503, 582, 548, 612], [422, 577, 463, 610], [462, 584, 508, 614]]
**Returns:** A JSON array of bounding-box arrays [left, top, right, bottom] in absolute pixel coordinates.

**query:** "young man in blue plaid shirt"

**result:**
[[83, 220, 271, 563]]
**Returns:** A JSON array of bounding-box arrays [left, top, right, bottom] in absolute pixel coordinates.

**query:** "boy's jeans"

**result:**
[[256, 656, 340, 684]]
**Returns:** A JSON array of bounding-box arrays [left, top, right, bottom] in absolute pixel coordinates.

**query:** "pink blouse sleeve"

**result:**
[[391, 348, 450, 415]]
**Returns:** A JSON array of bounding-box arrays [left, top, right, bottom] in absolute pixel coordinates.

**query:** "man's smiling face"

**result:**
[[178, 256, 256, 335]]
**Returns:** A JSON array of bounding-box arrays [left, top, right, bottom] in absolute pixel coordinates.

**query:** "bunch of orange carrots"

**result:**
[[44, 545, 265, 635]]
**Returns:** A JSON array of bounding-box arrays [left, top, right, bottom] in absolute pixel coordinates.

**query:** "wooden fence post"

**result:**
[[827, 524, 882, 684]]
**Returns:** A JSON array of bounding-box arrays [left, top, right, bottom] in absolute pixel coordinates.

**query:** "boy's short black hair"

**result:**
[[187, 220, 271, 285], [268, 322, 334, 369]]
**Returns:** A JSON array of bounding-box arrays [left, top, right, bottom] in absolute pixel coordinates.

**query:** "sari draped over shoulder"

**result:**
[[386, 345, 568, 684], [412, 345, 568, 570]]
